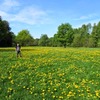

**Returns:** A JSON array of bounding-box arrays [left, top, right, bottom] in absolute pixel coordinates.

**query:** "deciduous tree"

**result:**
[[16, 30, 34, 46], [57, 23, 74, 47]]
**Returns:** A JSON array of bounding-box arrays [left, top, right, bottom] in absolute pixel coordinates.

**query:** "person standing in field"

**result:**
[[16, 43, 22, 57]]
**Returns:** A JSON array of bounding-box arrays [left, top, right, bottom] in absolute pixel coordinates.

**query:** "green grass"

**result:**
[[0, 47, 100, 100]]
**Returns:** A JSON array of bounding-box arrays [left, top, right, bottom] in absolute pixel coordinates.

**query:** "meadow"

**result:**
[[0, 47, 100, 100]]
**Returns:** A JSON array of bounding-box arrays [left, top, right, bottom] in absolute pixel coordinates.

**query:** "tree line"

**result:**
[[0, 16, 100, 47]]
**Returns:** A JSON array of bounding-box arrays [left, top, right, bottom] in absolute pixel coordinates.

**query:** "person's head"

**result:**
[[17, 43, 19, 46]]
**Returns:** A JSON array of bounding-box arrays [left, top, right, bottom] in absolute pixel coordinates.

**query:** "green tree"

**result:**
[[80, 24, 91, 47], [95, 22, 100, 47], [73, 24, 91, 47], [38, 34, 49, 46], [33, 38, 39, 46], [88, 36, 96, 47], [47, 37, 53, 47], [57, 23, 74, 47], [0, 16, 14, 47], [48, 37, 59, 47], [16, 30, 34, 46], [51, 34, 61, 47], [91, 22, 100, 47]]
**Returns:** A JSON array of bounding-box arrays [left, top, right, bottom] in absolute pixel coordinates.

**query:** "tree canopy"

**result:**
[[16, 30, 34, 46], [38, 34, 49, 46], [0, 16, 15, 47], [56, 23, 73, 47], [0, 16, 100, 48]]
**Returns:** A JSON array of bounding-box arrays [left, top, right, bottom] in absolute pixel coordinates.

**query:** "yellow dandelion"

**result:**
[[11, 80, 14, 84], [95, 90, 100, 98], [23, 86, 26, 88]]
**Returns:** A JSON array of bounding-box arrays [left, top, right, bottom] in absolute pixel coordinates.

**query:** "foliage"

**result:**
[[57, 23, 74, 47], [16, 30, 34, 46], [91, 22, 100, 47], [0, 47, 100, 100], [52, 34, 62, 47], [0, 16, 14, 47], [33, 38, 39, 46], [38, 34, 49, 46], [0, 15, 100, 48]]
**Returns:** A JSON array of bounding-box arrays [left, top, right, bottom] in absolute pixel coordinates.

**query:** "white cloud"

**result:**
[[73, 18, 100, 28], [0, 8, 50, 25], [0, 10, 16, 21], [3, 0, 19, 7], [9, 6, 50, 25], [0, 11, 8, 16], [0, 0, 51, 25], [0, 0, 20, 12], [72, 13, 100, 28], [73, 14, 98, 21]]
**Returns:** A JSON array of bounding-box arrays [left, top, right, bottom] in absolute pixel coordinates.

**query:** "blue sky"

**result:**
[[0, 0, 100, 38]]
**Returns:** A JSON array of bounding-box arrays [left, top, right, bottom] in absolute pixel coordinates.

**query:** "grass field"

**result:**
[[0, 47, 100, 100]]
